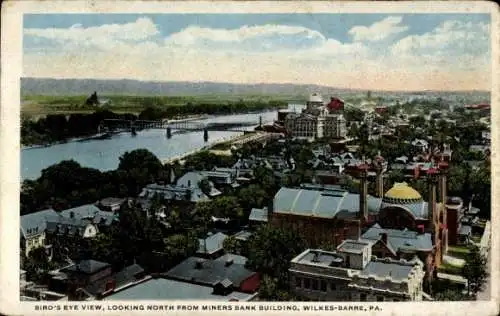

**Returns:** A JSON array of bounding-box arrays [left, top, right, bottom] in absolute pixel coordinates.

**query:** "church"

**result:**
[[270, 159, 452, 280]]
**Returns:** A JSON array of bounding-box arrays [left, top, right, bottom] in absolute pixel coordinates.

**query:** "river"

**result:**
[[21, 104, 304, 180]]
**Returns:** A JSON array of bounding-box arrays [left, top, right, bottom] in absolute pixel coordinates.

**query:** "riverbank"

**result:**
[[161, 131, 284, 165]]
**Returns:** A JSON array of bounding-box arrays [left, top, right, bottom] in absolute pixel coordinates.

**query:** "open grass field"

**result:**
[[21, 94, 302, 118]]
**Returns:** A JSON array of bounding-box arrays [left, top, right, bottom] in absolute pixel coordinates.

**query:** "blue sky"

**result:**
[[23, 13, 492, 91]]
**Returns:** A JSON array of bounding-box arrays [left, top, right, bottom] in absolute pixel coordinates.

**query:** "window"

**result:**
[[312, 279, 319, 291], [304, 278, 311, 289], [377, 296, 384, 302], [320, 280, 327, 292], [295, 277, 302, 288], [330, 282, 337, 291], [394, 299, 400, 302], [360, 293, 367, 301]]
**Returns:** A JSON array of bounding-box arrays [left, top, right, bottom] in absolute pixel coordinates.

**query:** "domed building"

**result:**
[[378, 182, 430, 229]]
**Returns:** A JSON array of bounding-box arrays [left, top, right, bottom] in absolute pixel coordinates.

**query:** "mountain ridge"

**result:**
[[21, 77, 490, 96]]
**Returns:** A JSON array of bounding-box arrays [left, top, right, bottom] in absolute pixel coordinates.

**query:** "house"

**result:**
[[45, 214, 99, 239], [176, 171, 222, 197], [50, 260, 147, 300], [289, 244, 425, 302], [103, 278, 257, 301], [138, 183, 210, 208], [20, 209, 58, 256], [163, 256, 260, 294], [59, 204, 116, 228], [197, 232, 228, 258]]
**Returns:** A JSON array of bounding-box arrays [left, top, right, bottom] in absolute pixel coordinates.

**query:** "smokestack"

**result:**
[[427, 168, 438, 233], [375, 161, 384, 198], [358, 164, 369, 222]]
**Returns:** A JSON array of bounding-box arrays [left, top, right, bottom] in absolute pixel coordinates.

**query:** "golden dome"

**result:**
[[384, 182, 422, 201]]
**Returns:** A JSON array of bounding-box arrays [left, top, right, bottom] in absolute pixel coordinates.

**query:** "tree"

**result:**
[[118, 149, 163, 174], [434, 289, 470, 301], [223, 236, 240, 255], [246, 225, 306, 288], [237, 184, 268, 211], [462, 245, 487, 296]]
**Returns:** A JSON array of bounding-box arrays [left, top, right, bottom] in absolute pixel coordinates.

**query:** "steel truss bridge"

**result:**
[[98, 118, 263, 136]]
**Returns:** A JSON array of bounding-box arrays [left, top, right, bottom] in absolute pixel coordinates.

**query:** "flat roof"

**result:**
[[103, 278, 254, 301]]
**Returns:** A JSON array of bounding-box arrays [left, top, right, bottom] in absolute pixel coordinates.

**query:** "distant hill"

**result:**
[[21, 77, 354, 97], [21, 77, 490, 98]]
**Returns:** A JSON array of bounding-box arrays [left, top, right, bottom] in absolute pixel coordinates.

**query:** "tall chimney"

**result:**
[[427, 168, 438, 235], [358, 164, 369, 222], [375, 161, 384, 198], [438, 160, 449, 254]]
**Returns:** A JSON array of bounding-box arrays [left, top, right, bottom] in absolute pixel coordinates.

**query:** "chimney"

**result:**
[[195, 259, 204, 269], [358, 164, 369, 222], [427, 168, 438, 232], [70, 211, 75, 219], [225, 259, 234, 267], [375, 163, 384, 198], [379, 232, 388, 244], [438, 161, 448, 205]]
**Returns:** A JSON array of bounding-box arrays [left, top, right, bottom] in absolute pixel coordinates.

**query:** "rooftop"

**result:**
[[164, 256, 256, 288], [20, 209, 58, 239], [103, 278, 254, 301], [337, 240, 372, 254], [62, 260, 110, 275], [249, 207, 268, 222], [361, 224, 433, 253], [384, 182, 422, 201], [197, 232, 228, 255], [292, 248, 423, 282], [273, 187, 381, 219]]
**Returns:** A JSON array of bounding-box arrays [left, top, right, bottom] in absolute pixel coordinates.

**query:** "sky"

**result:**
[[23, 13, 492, 91]]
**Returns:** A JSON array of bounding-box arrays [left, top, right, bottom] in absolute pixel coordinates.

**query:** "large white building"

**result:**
[[285, 93, 347, 141], [289, 240, 425, 302]]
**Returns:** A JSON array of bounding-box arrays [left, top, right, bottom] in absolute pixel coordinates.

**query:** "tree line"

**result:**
[[21, 99, 287, 146]]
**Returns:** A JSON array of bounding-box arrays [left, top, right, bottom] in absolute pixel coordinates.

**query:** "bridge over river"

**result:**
[[98, 117, 263, 140]]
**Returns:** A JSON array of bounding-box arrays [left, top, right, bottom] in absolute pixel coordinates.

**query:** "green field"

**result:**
[[21, 94, 303, 118]]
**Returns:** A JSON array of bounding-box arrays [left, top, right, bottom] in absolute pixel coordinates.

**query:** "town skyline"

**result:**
[[23, 13, 491, 92]]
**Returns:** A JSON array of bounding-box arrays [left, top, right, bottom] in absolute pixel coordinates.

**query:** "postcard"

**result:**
[[1, 1, 498, 315]]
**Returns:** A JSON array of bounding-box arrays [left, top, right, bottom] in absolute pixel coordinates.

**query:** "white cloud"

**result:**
[[390, 20, 490, 71], [348, 16, 409, 42], [24, 17, 159, 45], [23, 17, 491, 91]]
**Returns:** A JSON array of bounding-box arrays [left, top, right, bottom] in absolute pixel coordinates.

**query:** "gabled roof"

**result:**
[[361, 224, 433, 252], [45, 215, 95, 236], [20, 209, 58, 239], [83, 263, 145, 296], [60, 204, 116, 226]]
